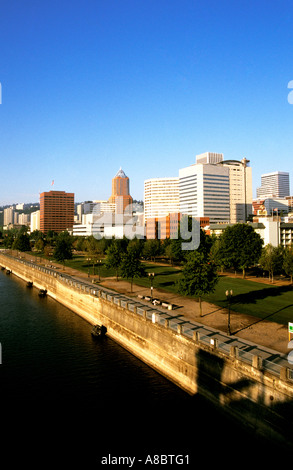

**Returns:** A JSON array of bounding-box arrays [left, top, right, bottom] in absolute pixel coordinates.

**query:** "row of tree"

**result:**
[[3, 224, 293, 311], [4, 223, 293, 283]]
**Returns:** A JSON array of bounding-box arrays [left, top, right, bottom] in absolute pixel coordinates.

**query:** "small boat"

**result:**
[[26, 281, 33, 287], [6, 269, 11, 275], [91, 324, 107, 338], [38, 289, 47, 297]]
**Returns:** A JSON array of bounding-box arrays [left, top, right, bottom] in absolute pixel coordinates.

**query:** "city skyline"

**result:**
[[1, 1, 293, 205], [1, 161, 292, 209]]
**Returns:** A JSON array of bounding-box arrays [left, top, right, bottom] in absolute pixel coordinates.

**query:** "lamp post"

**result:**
[[87, 258, 90, 278], [98, 259, 102, 282], [148, 272, 155, 302], [225, 289, 233, 335]]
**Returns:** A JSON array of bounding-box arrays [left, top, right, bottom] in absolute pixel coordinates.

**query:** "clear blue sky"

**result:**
[[1, 0, 293, 205]]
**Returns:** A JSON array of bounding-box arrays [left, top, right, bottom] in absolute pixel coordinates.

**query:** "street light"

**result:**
[[225, 289, 233, 335], [98, 259, 102, 282], [87, 258, 90, 278], [148, 272, 155, 302]]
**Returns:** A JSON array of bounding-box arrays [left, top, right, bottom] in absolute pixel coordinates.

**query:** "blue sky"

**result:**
[[1, 0, 293, 205]]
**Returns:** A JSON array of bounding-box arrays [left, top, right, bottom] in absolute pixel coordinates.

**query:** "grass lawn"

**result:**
[[136, 264, 293, 326], [205, 276, 293, 325]]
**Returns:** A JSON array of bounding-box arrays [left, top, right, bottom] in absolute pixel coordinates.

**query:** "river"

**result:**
[[0, 269, 282, 466]]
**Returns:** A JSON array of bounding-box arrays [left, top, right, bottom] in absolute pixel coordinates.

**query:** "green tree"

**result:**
[[127, 238, 145, 258], [217, 224, 263, 278], [142, 239, 161, 262], [105, 241, 122, 281], [12, 233, 31, 252], [84, 235, 103, 275], [30, 230, 44, 243], [120, 244, 145, 292], [74, 236, 86, 252], [53, 231, 73, 266], [259, 244, 283, 283], [3, 231, 15, 248], [177, 251, 219, 316], [164, 239, 183, 265], [35, 238, 45, 252], [283, 246, 293, 283], [210, 238, 225, 272]]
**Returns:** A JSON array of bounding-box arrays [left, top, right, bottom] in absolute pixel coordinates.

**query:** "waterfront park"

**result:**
[[2, 222, 293, 337]]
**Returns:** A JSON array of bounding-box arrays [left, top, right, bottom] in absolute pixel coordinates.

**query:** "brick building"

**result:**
[[40, 190, 74, 234]]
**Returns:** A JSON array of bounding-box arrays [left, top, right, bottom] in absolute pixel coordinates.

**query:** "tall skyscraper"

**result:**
[[179, 161, 230, 223], [217, 157, 252, 223], [109, 168, 133, 214], [40, 190, 74, 234], [257, 171, 290, 198]]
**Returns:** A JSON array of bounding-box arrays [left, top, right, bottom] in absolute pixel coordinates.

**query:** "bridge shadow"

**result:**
[[232, 284, 293, 305], [191, 347, 293, 458], [233, 304, 293, 334]]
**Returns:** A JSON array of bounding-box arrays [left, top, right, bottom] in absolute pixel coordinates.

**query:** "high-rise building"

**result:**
[[4, 207, 14, 226], [144, 177, 180, 221], [30, 210, 40, 232], [179, 161, 230, 223], [144, 177, 180, 239], [40, 190, 74, 234], [109, 168, 133, 214], [257, 171, 290, 198], [196, 152, 224, 165], [217, 158, 252, 223]]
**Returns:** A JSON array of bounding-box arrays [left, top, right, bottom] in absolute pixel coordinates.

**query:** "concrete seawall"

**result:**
[[1, 251, 293, 448]]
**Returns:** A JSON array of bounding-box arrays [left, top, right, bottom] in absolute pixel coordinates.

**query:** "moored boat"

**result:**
[[91, 324, 107, 338]]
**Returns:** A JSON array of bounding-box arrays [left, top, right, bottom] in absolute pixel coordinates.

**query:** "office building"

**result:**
[[253, 197, 289, 216], [109, 168, 133, 214], [4, 207, 14, 226], [144, 177, 179, 221], [217, 158, 252, 223], [40, 190, 74, 234], [196, 152, 224, 165], [72, 212, 143, 239], [257, 171, 290, 198], [179, 161, 230, 223], [30, 210, 40, 232], [18, 213, 30, 225]]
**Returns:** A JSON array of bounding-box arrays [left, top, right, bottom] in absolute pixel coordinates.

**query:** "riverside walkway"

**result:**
[[4, 250, 292, 384]]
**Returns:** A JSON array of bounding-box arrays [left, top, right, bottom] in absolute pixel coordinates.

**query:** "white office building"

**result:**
[[179, 161, 230, 223], [144, 177, 180, 222], [30, 210, 40, 232], [257, 171, 290, 198], [73, 212, 144, 239]]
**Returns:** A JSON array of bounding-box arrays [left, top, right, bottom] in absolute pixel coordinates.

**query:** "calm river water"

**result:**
[[0, 270, 283, 466]]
